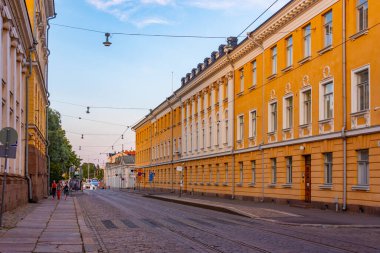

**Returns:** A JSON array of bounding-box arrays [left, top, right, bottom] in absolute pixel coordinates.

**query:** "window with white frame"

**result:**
[[286, 157, 292, 184], [209, 165, 212, 183], [301, 89, 312, 125], [271, 158, 277, 184], [284, 96, 293, 129], [251, 160, 256, 184], [190, 126, 193, 152], [323, 11, 333, 47], [178, 138, 182, 153], [357, 149, 369, 185], [249, 110, 257, 138], [216, 164, 220, 183], [252, 60, 257, 86], [216, 114, 220, 146], [195, 166, 198, 183], [239, 68, 244, 92], [185, 127, 187, 153], [239, 162, 244, 184], [238, 115, 244, 141], [324, 153, 333, 184], [269, 102, 277, 132], [225, 111, 229, 144], [173, 138, 177, 153], [202, 166, 205, 183], [322, 81, 334, 119], [356, 69, 369, 112], [357, 0, 368, 32], [271, 46, 277, 74], [209, 117, 212, 147], [224, 163, 228, 183], [202, 120, 205, 149], [195, 124, 199, 151], [286, 36, 293, 67], [303, 24, 312, 58]]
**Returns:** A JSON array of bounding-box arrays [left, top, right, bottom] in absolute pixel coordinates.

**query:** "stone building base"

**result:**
[[0, 174, 28, 212], [28, 145, 48, 202]]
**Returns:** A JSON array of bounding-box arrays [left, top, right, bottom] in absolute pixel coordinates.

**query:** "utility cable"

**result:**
[[52, 99, 150, 110], [61, 114, 128, 127]]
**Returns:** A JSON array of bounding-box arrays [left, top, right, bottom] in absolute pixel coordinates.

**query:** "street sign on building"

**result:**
[[176, 166, 183, 172]]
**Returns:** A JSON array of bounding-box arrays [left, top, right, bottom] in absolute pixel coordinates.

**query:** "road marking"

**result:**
[[102, 220, 117, 229]]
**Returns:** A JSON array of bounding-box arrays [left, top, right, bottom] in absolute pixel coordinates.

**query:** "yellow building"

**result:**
[[133, 0, 380, 214], [25, 0, 55, 201]]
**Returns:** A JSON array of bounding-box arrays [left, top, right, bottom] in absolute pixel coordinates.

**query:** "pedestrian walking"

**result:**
[[51, 180, 57, 200], [57, 180, 62, 200], [63, 182, 69, 200]]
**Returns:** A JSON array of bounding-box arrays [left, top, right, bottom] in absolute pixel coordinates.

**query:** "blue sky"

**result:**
[[49, 0, 290, 166]]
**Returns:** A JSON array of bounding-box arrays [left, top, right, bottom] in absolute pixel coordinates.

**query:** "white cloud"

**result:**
[[140, 0, 174, 5], [86, 0, 128, 10], [134, 17, 170, 27], [185, 0, 289, 11]]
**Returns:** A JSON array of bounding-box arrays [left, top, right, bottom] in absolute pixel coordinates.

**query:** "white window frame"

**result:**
[[252, 60, 257, 87], [357, 0, 368, 32], [324, 152, 333, 185], [239, 68, 244, 92], [286, 36, 293, 67], [271, 46, 277, 74], [237, 114, 244, 141], [300, 88, 312, 125], [323, 10, 333, 47], [271, 158, 277, 184], [319, 79, 334, 120], [225, 110, 229, 145], [351, 65, 370, 113], [249, 109, 257, 138], [357, 149, 369, 185], [268, 101, 277, 133], [239, 162, 244, 184], [251, 160, 256, 184], [283, 95, 293, 129], [216, 164, 220, 183], [303, 24, 312, 58], [224, 163, 228, 183], [209, 165, 212, 183], [216, 115, 220, 146], [208, 117, 212, 148], [286, 157, 292, 184]]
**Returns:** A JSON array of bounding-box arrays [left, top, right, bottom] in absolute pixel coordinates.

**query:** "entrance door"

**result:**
[[304, 155, 311, 203]]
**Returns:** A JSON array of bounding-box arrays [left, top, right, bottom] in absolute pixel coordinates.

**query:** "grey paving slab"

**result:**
[[34, 243, 82, 253], [0, 243, 35, 252]]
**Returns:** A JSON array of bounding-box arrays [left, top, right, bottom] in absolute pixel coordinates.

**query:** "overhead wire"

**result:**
[[52, 99, 150, 110]]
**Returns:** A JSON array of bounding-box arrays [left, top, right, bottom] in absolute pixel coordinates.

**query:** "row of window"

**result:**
[[238, 0, 368, 91], [237, 67, 369, 140], [149, 149, 370, 187]]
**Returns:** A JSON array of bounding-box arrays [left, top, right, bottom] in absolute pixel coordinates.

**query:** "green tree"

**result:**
[[81, 163, 104, 181], [48, 108, 81, 183]]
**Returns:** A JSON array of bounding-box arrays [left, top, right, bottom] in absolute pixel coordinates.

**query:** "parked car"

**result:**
[[90, 179, 99, 190]]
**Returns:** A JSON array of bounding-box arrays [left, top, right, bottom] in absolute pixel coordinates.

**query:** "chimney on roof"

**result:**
[[218, 44, 226, 56], [197, 63, 203, 73], [186, 73, 191, 82], [204, 57, 210, 68], [211, 51, 218, 62], [227, 36, 238, 48], [191, 68, 197, 78]]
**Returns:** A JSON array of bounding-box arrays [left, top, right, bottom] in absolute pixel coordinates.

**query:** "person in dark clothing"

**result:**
[[51, 180, 57, 200], [63, 182, 69, 200]]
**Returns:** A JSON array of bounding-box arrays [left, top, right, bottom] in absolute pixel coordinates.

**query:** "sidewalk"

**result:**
[[0, 194, 100, 253], [141, 191, 380, 228]]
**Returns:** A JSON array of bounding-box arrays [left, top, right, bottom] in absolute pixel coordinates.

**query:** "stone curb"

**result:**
[[73, 197, 101, 253], [144, 195, 380, 229]]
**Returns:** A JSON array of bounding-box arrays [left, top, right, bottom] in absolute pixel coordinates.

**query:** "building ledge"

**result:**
[[206, 183, 212, 186], [317, 45, 332, 55], [267, 73, 277, 80], [236, 183, 243, 187], [222, 182, 228, 186], [248, 183, 255, 187], [298, 56, 311, 65], [214, 182, 219, 186], [237, 91, 244, 97], [267, 183, 276, 188], [248, 85, 257, 91], [281, 183, 292, 188], [349, 29, 368, 41], [281, 65, 293, 73], [352, 185, 370, 191], [319, 184, 333, 190]]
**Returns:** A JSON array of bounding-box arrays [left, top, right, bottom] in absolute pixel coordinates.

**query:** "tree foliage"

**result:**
[[48, 108, 81, 183], [81, 163, 104, 181]]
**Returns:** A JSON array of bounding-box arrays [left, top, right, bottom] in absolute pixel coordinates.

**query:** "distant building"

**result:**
[[133, 0, 380, 214], [0, 0, 55, 211], [104, 151, 136, 189]]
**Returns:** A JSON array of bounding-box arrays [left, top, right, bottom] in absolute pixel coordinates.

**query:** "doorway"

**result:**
[[304, 155, 311, 203]]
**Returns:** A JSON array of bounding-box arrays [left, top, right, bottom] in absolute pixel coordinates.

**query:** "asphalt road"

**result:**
[[77, 190, 380, 253]]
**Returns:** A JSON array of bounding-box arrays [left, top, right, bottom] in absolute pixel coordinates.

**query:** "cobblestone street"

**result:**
[[78, 190, 380, 253]]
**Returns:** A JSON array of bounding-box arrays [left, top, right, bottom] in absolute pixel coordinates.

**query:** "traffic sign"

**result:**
[[176, 166, 183, 172], [0, 127, 18, 146]]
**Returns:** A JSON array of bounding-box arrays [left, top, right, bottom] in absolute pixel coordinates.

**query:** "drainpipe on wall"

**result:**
[[225, 49, 235, 200], [342, 0, 347, 211], [247, 34, 265, 202], [25, 50, 35, 202], [46, 12, 57, 197]]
